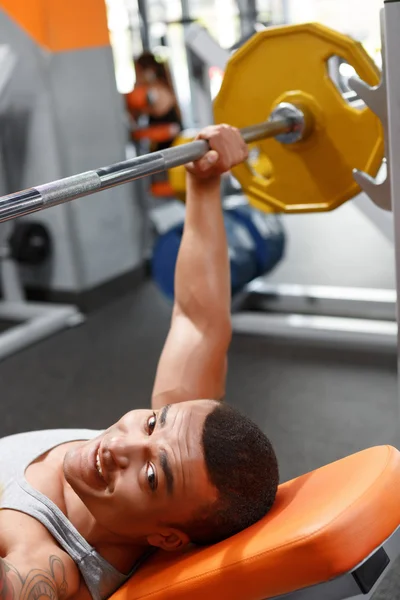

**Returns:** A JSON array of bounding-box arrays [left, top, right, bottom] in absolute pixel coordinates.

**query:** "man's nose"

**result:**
[[104, 434, 151, 470]]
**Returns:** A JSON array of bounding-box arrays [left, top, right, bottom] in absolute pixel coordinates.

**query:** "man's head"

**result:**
[[63, 400, 278, 550]]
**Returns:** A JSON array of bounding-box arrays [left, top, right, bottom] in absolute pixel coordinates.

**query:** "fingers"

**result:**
[[198, 125, 248, 169], [186, 151, 219, 176], [197, 125, 232, 172], [230, 126, 249, 164], [186, 124, 249, 180], [197, 150, 220, 172]]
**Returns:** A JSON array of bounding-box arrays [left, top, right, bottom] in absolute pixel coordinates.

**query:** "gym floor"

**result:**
[[0, 199, 399, 598]]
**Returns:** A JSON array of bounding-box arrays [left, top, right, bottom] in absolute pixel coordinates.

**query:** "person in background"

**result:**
[[127, 51, 183, 152]]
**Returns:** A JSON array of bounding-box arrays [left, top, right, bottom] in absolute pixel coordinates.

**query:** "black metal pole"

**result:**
[[137, 0, 151, 51]]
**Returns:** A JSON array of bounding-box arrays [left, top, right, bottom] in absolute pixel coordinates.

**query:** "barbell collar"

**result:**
[[269, 103, 312, 144], [0, 105, 305, 223]]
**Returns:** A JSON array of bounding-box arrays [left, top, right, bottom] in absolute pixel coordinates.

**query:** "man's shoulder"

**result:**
[[0, 507, 60, 552], [1, 543, 81, 600], [0, 509, 80, 594], [0, 503, 97, 600]]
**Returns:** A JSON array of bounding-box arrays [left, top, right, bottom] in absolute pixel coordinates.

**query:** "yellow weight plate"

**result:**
[[214, 23, 384, 213]]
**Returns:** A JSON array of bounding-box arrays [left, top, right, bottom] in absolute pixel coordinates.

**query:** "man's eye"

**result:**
[[147, 463, 157, 491], [147, 413, 157, 435]]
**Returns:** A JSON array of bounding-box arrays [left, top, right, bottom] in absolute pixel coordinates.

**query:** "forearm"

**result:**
[[174, 173, 231, 330]]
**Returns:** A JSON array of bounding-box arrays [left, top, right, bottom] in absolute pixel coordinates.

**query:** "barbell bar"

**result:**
[[0, 104, 306, 224]]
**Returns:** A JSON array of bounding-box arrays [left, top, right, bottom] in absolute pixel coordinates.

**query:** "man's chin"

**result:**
[[63, 446, 82, 488]]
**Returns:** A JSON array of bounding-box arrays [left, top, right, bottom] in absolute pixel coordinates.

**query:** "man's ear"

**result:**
[[147, 528, 190, 552]]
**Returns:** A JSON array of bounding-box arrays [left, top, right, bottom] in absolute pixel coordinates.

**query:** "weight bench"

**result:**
[[112, 445, 400, 600]]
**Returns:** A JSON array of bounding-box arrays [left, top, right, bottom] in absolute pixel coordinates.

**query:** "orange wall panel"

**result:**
[[0, 0, 110, 51], [1, 0, 48, 48], [45, 0, 111, 52]]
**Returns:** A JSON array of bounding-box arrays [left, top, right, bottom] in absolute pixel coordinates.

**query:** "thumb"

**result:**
[[205, 150, 219, 165], [197, 150, 219, 171]]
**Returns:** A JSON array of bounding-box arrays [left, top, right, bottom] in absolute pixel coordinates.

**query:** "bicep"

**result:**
[[152, 312, 230, 409], [0, 553, 78, 600]]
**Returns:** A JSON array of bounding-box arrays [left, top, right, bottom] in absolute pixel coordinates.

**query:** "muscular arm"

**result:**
[[175, 176, 231, 329], [152, 126, 248, 409], [0, 555, 72, 600], [152, 176, 232, 408]]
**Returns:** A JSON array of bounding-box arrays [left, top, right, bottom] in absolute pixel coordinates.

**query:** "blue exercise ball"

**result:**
[[152, 206, 285, 301]]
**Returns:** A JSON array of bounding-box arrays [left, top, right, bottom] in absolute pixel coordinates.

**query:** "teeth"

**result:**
[[96, 451, 104, 480]]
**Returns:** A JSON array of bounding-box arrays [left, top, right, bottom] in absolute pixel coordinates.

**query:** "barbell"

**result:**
[[0, 114, 302, 224], [0, 22, 384, 223]]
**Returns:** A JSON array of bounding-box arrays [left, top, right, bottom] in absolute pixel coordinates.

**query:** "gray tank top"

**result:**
[[0, 429, 150, 600]]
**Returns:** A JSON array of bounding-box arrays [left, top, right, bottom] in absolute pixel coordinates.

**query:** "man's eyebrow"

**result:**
[[159, 404, 171, 428], [160, 449, 174, 495]]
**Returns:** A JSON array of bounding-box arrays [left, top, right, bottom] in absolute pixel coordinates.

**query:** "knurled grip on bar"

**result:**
[[37, 172, 102, 206]]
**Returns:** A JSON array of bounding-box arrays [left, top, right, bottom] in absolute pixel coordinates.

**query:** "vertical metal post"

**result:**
[[180, 0, 200, 127], [137, 0, 151, 51], [236, 0, 258, 39], [281, 0, 290, 23], [383, 0, 400, 443], [135, 0, 155, 259]]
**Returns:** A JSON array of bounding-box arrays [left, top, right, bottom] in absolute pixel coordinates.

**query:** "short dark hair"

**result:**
[[135, 52, 169, 84], [180, 402, 279, 546]]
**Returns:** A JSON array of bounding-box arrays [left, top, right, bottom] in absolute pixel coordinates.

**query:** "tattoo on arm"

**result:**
[[0, 556, 68, 600]]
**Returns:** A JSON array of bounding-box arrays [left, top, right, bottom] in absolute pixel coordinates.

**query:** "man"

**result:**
[[0, 125, 279, 600]]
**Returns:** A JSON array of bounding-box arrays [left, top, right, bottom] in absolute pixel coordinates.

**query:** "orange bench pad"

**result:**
[[111, 445, 400, 600]]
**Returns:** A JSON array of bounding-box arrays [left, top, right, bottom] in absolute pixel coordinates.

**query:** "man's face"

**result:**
[[63, 400, 218, 550]]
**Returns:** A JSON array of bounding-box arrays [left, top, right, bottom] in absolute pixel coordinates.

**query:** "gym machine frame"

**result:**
[[185, 19, 398, 353], [0, 47, 83, 362]]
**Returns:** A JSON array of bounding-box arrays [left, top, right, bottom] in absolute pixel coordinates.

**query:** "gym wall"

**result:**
[[0, 0, 143, 295]]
